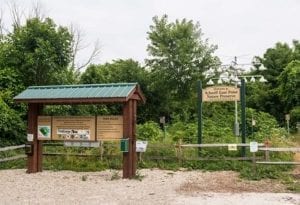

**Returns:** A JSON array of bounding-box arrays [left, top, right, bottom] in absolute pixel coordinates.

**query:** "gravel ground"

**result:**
[[0, 169, 299, 205]]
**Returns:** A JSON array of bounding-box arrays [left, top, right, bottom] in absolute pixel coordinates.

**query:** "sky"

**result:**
[[1, 0, 300, 68]]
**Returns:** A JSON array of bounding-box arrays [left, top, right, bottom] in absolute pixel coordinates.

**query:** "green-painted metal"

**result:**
[[241, 79, 246, 157], [197, 81, 202, 155], [120, 138, 129, 152], [14, 83, 138, 100]]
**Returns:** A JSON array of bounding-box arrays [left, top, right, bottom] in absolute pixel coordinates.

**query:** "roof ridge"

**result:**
[[28, 83, 138, 89]]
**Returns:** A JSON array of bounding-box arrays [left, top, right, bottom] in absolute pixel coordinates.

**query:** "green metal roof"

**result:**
[[14, 83, 145, 104]]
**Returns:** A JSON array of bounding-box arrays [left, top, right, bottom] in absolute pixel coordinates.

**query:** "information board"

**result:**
[[202, 86, 240, 102], [52, 116, 96, 141], [97, 116, 123, 140], [37, 115, 123, 141]]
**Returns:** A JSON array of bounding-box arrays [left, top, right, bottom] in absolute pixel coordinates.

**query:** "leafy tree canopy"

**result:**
[[2, 17, 74, 87], [278, 60, 300, 112], [146, 15, 219, 120]]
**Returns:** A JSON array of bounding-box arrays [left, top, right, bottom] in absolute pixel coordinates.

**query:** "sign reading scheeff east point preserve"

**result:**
[[202, 86, 240, 102]]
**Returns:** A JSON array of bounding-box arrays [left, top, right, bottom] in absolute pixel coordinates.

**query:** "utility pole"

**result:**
[[233, 56, 239, 137]]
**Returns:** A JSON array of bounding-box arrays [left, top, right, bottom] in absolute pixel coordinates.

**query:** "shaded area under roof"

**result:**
[[14, 83, 145, 104]]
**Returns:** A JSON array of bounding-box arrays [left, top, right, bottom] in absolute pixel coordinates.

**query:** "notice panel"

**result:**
[[97, 116, 123, 140], [37, 116, 52, 140], [52, 116, 95, 141], [202, 86, 240, 102]]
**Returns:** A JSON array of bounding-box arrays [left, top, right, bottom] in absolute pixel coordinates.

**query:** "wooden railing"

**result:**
[[178, 143, 300, 165], [1, 142, 299, 166], [0, 144, 26, 162]]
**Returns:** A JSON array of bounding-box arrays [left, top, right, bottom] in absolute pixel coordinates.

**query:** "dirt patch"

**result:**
[[177, 171, 288, 194]]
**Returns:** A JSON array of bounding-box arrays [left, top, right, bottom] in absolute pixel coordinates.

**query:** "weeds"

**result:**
[[110, 170, 121, 180], [81, 175, 88, 181], [132, 170, 145, 181]]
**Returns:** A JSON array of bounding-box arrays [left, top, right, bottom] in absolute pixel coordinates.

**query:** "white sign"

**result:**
[[160, 116, 165, 124], [250, 141, 258, 152], [64, 141, 100, 148], [228, 144, 237, 151], [27, 134, 34, 142], [285, 114, 290, 121], [136, 141, 148, 152]]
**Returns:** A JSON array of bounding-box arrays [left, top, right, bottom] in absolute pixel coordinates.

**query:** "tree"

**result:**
[[278, 60, 300, 113], [259, 42, 294, 87], [249, 41, 300, 124], [4, 17, 74, 86], [146, 15, 219, 120], [0, 97, 26, 146], [81, 59, 148, 85], [80, 59, 151, 122]]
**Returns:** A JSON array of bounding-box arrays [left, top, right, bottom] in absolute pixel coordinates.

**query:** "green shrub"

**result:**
[[137, 121, 162, 141]]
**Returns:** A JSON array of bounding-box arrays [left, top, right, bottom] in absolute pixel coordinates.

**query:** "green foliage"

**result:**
[[0, 159, 25, 169], [251, 41, 300, 124], [0, 98, 26, 146], [43, 104, 113, 116], [260, 42, 294, 87], [167, 121, 197, 143], [246, 109, 279, 141], [290, 106, 300, 131], [278, 60, 300, 113], [146, 15, 219, 121], [80, 59, 151, 122], [137, 121, 162, 141], [5, 17, 74, 86]]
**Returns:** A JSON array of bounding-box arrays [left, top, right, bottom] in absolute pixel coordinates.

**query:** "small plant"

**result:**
[[110, 170, 121, 180], [81, 175, 88, 181], [133, 170, 145, 181]]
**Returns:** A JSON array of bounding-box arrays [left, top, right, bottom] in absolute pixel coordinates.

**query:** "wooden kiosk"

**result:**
[[14, 83, 145, 178]]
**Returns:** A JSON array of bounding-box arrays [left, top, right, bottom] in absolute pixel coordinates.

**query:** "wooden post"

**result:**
[[178, 139, 182, 166], [132, 100, 137, 176], [252, 152, 256, 173], [27, 103, 43, 173], [122, 100, 137, 178], [264, 140, 270, 161], [100, 141, 104, 161]]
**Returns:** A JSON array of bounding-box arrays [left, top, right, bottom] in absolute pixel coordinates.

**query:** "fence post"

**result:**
[[179, 139, 182, 166], [99, 141, 104, 161], [252, 152, 256, 173], [264, 140, 270, 161]]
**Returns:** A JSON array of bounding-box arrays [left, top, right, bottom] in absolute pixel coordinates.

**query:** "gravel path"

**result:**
[[0, 169, 299, 205]]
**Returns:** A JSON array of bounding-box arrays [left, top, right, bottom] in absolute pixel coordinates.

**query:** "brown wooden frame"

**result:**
[[17, 85, 145, 178]]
